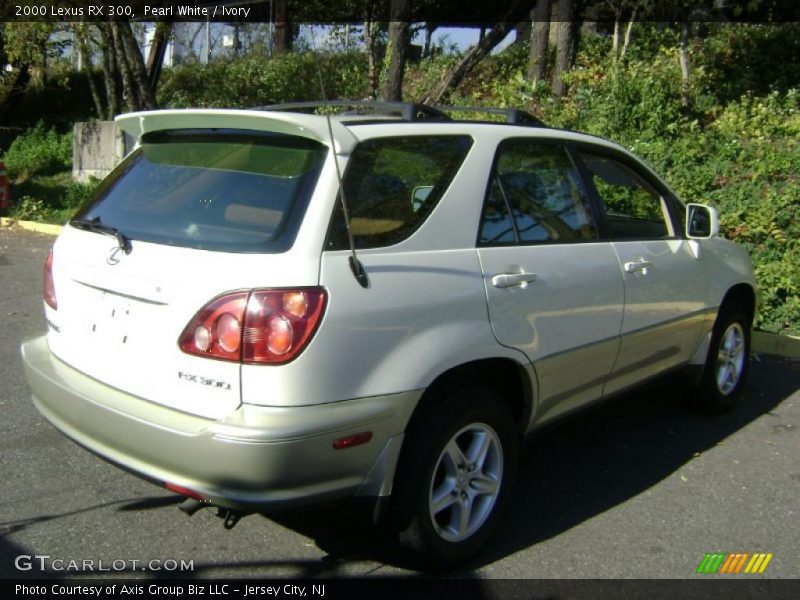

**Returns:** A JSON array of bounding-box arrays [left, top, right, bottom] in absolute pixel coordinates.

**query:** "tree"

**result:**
[[527, 0, 552, 81], [274, 0, 292, 54], [145, 22, 172, 91], [678, 19, 691, 108], [72, 23, 104, 119], [381, 0, 411, 101], [119, 21, 155, 109], [421, 23, 438, 58], [0, 23, 58, 123], [604, 0, 638, 63], [619, 7, 636, 62], [81, 20, 156, 117], [96, 23, 121, 118], [421, 0, 537, 105], [551, 0, 579, 98], [659, 0, 715, 110], [110, 21, 140, 112], [2, 23, 59, 86], [362, 0, 384, 98]]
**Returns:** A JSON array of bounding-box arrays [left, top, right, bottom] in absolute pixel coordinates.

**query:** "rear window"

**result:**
[[326, 135, 473, 250], [72, 130, 327, 253]]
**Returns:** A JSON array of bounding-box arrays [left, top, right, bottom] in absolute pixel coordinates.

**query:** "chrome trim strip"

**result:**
[[73, 280, 168, 305]]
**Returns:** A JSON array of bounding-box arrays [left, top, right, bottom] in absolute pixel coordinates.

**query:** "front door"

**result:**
[[576, 150, 708, 396]]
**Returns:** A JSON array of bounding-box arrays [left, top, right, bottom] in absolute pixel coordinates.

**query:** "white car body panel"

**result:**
[[604, 238, 709, 394], [478, 243, 624, 416]]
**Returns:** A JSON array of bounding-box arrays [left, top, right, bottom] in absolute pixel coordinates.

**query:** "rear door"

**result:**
[[575, 149, 708, 396], [46, 129, 328, 419], [477, 139, 624, 421]]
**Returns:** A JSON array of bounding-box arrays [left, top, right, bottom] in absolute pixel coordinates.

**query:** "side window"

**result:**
[[670, 197, 687, 237], [326, 135, 472, 250], [479, 178, 517, 244], [579, 153, 674, 239], [479, 141, 598, 245]]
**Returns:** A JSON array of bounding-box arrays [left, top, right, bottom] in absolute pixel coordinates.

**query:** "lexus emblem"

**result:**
[[107, 246, 123, 266]]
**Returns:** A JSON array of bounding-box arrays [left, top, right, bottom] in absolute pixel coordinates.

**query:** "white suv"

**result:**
[[21, 102, 756, 566]]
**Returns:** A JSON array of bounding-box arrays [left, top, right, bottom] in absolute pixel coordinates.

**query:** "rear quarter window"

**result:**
[[73, 130, 327, 253], [326, 135, 473, 250]]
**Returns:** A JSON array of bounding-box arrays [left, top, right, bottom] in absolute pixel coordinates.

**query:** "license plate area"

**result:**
[[87, 292, 135, 346]]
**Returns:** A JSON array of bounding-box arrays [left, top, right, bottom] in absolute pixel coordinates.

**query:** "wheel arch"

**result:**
[[408, 357, 535, 436], [720, 283, 757, 327]]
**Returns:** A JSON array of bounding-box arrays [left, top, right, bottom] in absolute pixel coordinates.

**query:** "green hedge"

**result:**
[[4, 122, 71, 180], [158, 52, 370, 108]]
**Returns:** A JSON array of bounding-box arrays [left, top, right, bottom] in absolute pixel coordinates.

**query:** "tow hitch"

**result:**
[[177, 497, 249, 530]]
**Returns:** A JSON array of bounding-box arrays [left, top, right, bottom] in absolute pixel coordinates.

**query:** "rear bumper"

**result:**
[[21, 336, 420, 510]]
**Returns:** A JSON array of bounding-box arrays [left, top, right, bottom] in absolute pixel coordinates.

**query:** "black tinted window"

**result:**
[[327, 136, 472, 250], [480, 141, 597, 244], [73, 130, 327, 252], [479, 179, 517, 244], [580, 153, 672, 239]]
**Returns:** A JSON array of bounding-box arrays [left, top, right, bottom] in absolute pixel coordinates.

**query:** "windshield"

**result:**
[[73, 129, 328, 253]]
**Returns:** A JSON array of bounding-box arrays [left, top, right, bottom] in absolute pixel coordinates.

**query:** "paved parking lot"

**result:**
[[1, 225, 798, 579]]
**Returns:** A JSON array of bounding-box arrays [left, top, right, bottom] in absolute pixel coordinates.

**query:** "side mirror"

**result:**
[[686, 203, 719, 239]]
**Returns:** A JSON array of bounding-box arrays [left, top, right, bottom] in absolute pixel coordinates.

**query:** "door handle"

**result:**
[[491, 272, 537, 288], [623, 259, 653, 274]]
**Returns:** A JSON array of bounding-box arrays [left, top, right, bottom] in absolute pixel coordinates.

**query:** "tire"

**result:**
[[694, 302, 751, 413], [389, 386, 519, 568]]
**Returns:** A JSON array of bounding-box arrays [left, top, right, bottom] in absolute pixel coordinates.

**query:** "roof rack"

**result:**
[[257, 100, 449, 122], [434, 105, 545, 127], [255, 100, 546, 128]]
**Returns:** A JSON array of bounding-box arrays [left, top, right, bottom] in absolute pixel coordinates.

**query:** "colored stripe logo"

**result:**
[[697, 553, 773, 574]]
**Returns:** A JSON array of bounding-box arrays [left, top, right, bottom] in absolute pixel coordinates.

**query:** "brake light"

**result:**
[[44, 250, 57, 310], [179, 288, 326, 365]]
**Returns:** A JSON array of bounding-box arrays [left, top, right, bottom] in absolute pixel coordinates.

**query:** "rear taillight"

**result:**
[[179, 292, 248, 362], [179, 288, 326, 365], [44, 250, 57, 310]]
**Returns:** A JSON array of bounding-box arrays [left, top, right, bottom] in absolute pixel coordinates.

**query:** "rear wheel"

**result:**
[[390, 387, 519, 567], [694, 302, 750, 413]]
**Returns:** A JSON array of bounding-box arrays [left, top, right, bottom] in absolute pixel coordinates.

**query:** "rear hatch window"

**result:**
[[73, 129, 327, 253]]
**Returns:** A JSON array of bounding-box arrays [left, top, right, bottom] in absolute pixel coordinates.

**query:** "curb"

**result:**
[[0, 217, 62, 236], [2, 215, 799, 359], [752, 331, 800, 359]]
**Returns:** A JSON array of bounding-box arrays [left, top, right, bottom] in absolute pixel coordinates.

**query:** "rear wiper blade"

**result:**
[[71, 217, 132, 254]]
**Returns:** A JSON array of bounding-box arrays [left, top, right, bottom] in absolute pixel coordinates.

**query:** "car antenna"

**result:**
[[313, 69, 368, 288]]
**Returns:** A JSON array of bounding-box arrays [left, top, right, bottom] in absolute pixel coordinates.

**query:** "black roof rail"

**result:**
[[434, 105, 546, 127], [256, 100, 449, 122]]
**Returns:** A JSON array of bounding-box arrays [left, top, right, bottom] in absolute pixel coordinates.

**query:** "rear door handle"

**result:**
[[623, 259, 653, 274], [491, 272, 537, 288]]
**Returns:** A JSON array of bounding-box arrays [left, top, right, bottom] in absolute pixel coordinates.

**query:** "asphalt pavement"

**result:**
[[1, 225, 798, 580]]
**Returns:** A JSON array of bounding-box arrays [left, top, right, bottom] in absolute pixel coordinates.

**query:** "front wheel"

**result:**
[[390, 387, 519, 568], [694, 302, 751, 413]]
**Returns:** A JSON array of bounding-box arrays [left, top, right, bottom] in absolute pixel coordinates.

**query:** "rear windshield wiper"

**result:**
[[71, 216, 132, 254]]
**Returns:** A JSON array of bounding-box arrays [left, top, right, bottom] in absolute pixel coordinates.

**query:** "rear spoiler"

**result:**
[[115, 109, 358, 154]]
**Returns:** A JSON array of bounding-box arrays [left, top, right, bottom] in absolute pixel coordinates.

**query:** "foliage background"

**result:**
[[1, 22, 798, 335]]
